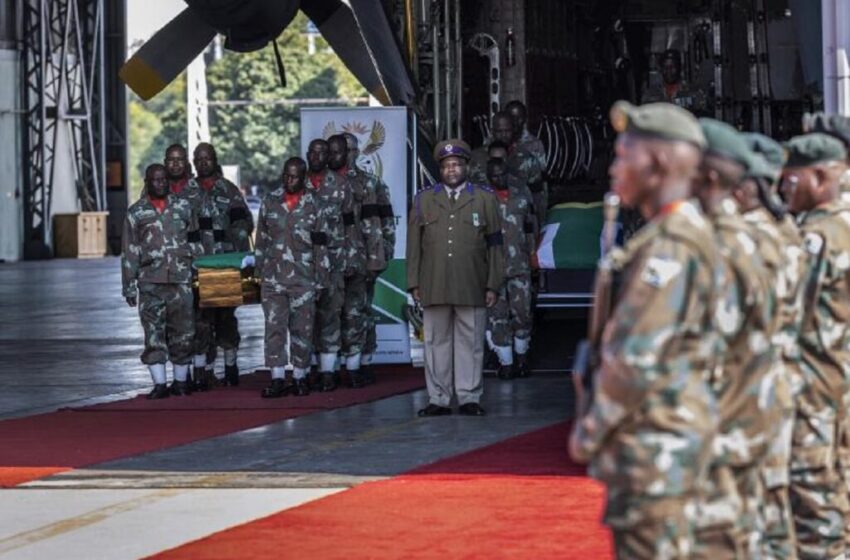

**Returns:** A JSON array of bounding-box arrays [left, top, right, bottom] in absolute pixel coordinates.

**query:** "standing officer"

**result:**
[[180, 143, 253, 388], [307, 137, 354, 392], [339, 132, 396, 386], [122, 164, 200, 399], [569, 102, 727, 559], [256, 157, 330, 398], [782, 134, 850, 560], [691, 119, 776, 558], [484, 157, 535, 380], [505, 100, 548, 228], [407, 139, 503, 417]]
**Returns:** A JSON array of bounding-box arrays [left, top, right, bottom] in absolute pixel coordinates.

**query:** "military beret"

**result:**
[[803, 112, 850, 148], [743, 133, 786, 182], [609, 101, 706, 149], [783, 133, 848, 168], [699, 118, 752, 168], [434, 139, 471, 162]]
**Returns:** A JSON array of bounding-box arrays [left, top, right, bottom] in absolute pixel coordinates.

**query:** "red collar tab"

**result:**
[[308, 172, 323, 189], [170, 177, 189, 194], [149, 196, 167, 214], [284, 190, 303, 211], [659, 200, 687, 217], [495, 189, 510, 202], [199, 176, 217, 191]]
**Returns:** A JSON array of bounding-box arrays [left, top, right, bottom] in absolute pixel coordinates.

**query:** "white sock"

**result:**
[[271, 366, 286, 380], [485, 330, 497, 352], [193, 354, 207, 368], [292, 367, 307, 380], [495, 345, 513, 366], [346, 353, 362, 371], [224, 349, 237, 367], [148, 363, 167, 385], [319, 353, 336, 373], [173, 364, 189, 382], [361, 353, 373, 366], [514, 337, 530, 356]]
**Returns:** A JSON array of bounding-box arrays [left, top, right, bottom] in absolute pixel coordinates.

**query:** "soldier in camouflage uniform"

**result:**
[[123, 164, 201, 399], [256, 157, 330, 398], [781, 134, 850, 560], [484, 158, 535, 380], [569, 102, 729, 559], [506, 101, 548, 230], [307, 137, 355, 392], [739, 133, 805, 560], [164, 144, 192, 196], [179, 143, 253, 388], [338, 132, 396, 387], [691, 119, 777, 559], [803, 112, 850, 205]]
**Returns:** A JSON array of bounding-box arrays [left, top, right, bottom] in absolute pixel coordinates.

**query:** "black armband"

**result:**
[[485, 232, 504, 247], [229, 207, 250, 222], [528, 181, 544, 193], [342, 212, 356, 226], [360, 204, 380, 219], [213, 230, 226, 242], [378, 204, 395, 219], [311, 231, 328, 245], [198, 217, 214, 230], [523, 221, 535, 234], [187, 230, 201, 243]]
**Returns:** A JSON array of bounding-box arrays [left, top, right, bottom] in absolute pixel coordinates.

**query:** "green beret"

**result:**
[[434, 139, 471, 162], [609, 101, 706, 149], [743, 133, 785, 183], [803, 112, 850, 148], [699, 118, 752, 168], [783, 133, 848, 168]]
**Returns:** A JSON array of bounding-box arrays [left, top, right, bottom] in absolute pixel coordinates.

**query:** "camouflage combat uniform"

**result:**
[[340, 166, 395, 361], [122, 194, 200, 366], [789, 201, 850, 560], [694, 198, 776, 559], [486, 186, 535, 364], [178, 176, 253, 357], [515, 129, 548, 232], [254, 187, 330, 371], [308, 169, 354, 362], [573, 200, 728, 558]]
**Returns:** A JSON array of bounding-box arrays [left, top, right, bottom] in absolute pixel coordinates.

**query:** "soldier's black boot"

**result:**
[[193, 366, 210, 392], [185, 369, 196, 393], [147, 384, 170, 400], [224, 364, 239, 387], [308, 370, 323, 392], [497, 364, 514, 380], [321, 372, 337, 392], [514, 353, 531, 378], [294, 378, 310, 396], [348, 370, 366, 389], [261, 377, 293, 399], [170, 380, 191, 396], [360, 364, 376, 385]]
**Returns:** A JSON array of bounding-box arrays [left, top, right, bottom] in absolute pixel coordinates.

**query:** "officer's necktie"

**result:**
[[450, 190, 457, 207]]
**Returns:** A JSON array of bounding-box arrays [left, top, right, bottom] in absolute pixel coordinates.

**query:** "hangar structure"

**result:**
[[0, 0, 849, 261]]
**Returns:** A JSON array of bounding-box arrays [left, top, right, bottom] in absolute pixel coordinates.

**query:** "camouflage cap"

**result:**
[[609, 101, 706, 149], [743, 133, 786, 183], [434, 139, 471, 162], [699, 118, 752, 168], [803, 112, 850, 148], [783, 133, 848, 168]]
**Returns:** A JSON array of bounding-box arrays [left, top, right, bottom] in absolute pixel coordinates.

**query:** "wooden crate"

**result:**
[[197, 268, 260, 308], [53, 212, 109, 258]]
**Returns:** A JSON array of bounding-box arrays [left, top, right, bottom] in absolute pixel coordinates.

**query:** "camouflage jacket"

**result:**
[[122, 194, 200, 297], [177, 176, 253, 255], [797, 201, 850, 404], [573, 200, 727, 523], [515, 128, 547, 189], [308, 170, 353, 275], [709, 198, 777, 467], [494, 188, 535, 278], [254, 188, 330, 291], [341, 167, 396, 274]]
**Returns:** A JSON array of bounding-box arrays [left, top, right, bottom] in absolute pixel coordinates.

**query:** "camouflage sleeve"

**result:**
[[342, 178, 357, 276], [573, 237, 699, 459], [254, 201, 269, 280], [313, 206, 332, 289], [377, 179, 396, 266], [121, 213, 140, 298], [484, 192, 504, 292], [187, 204, 203, 258], [406, 195, 423, 291], [227, 185, 254, 252]]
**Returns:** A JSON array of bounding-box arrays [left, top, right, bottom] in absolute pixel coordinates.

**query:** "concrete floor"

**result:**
[[0, 258, 577, 559]]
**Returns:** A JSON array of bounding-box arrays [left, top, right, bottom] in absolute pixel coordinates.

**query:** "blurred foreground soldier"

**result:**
[[184, 143, 253, 388], [307, 137, 354, 392], [164, 144, 192, 196], [122, 164, 200, 399], [781, 134, 850, 560], [692, 119, 775, 558], [407, 140, 503, 417], [484, 158, 535, 380], [803, 112, 850, 204], [569, 102, 725, 559], [256, 158, 329, 398], [339, 132, 395, 386], [740, 133, 804, 560]]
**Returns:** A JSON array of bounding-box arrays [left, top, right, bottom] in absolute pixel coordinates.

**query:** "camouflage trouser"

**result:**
[[692, 463, 746, 559], [838, 394, 850, 553], [261, 285, 315, 369], [788, 360, 849, 560], [138, 282, 194, 365], [363, 274, 378, 355], [487, 275, 533, 348], [194, 306, 240, 356], [341, 272, 370, 356], [608, 496, 696, 560], [314, 272, 344, 354]]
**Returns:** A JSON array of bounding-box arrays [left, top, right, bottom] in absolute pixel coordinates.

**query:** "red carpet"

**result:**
[[0, 368, 424, 485], [152, 422, 614, 560]]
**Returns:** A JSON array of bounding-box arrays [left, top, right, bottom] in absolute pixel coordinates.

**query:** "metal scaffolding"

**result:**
[[21, 0, 106, 258]]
